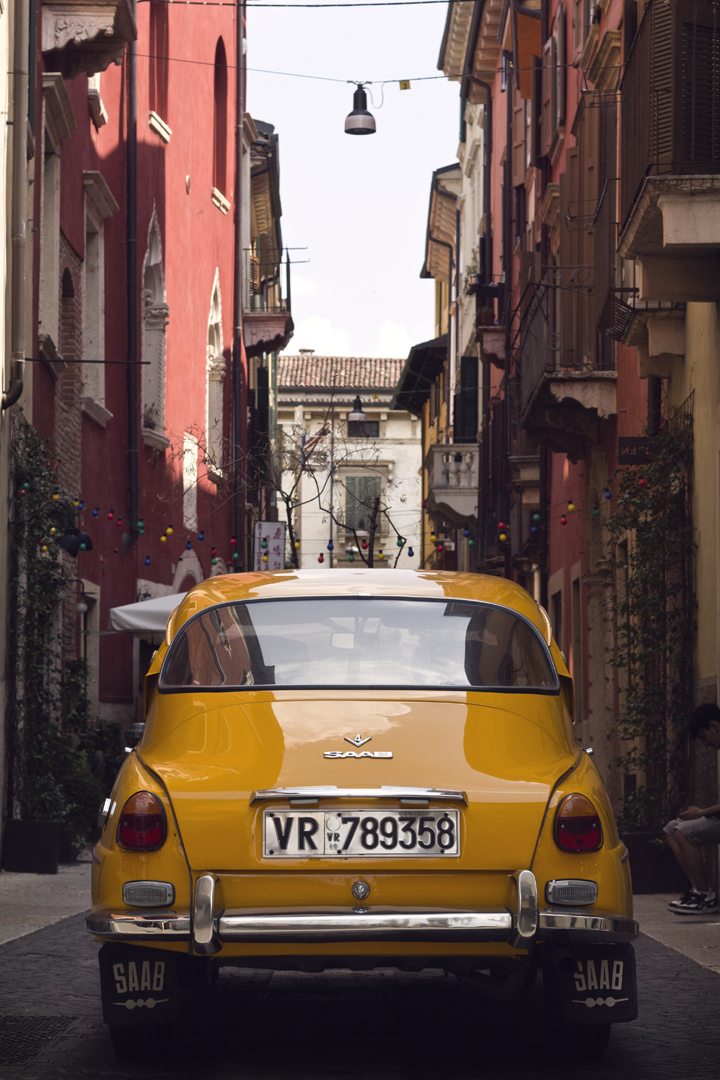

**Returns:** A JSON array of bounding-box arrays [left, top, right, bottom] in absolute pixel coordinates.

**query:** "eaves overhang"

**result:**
[[391, 334, 448, 416]]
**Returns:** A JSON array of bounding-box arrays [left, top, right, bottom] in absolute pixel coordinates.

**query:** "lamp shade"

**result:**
[[57, 530, 81, 558], [348, 395, 367, 422], [345, 86, 376, 135]]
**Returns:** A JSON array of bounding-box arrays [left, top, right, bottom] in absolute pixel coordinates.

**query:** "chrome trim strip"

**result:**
[[510, 869, 538, 948], [85, 910, 191, 939], [218, 910, 513, 943], [251, 786, 468, 805], [620, 846, 629, 864], [85, 905, 638, 945], [538, 909, 639, 942], [193, 875, 221, 955]]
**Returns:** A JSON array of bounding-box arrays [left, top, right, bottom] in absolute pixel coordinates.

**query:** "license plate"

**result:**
[[263, 808, 460, 858]]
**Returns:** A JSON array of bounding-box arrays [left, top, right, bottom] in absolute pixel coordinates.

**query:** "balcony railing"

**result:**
[[243, 249, 292, 315], [425, 444, 479, 526], [242, 249, 294, 358], [620, 0, 720, 230]]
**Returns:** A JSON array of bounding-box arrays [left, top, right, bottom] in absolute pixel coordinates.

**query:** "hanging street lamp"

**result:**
[[345, 85, 376, 136]]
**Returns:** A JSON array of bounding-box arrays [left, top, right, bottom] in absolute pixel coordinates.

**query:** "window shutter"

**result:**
[[680, 0, 720, 163], [512, 84, 527, 186], [530, 55, 542, 165], [455, 356, 479, 443], [556, 2, 566, 129], [541, 38, 553, 155], [256, 365, 269, 435]]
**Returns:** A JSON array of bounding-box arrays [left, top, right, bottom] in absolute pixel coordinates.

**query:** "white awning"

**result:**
[[108, 593, 187, 634]]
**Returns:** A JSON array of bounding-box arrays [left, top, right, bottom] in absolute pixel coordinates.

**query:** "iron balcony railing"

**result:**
[[620, 0, 720, 230], [511, 266, 615, 414], [243, 249, 292, 315]]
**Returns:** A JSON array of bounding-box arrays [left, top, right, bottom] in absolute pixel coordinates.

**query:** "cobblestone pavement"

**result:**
[[0, 913, 717, 1080]]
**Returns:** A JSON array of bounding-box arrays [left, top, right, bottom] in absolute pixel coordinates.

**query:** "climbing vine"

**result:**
[[6, 413, 119, 849], [605, 405, 696, 832]]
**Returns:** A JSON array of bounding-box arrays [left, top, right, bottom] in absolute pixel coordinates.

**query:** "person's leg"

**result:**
[[666, 830, 708, 893]]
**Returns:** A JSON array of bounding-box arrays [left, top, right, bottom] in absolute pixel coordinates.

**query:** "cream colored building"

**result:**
[[276, 353, 422, 570]]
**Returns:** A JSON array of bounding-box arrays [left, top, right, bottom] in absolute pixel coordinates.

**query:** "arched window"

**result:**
[[141, 208, 170, 449], [213, 38, 228, 196], [206, 269, 225, 476]]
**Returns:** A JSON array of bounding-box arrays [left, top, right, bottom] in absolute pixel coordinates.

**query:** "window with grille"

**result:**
[[343, 474, 383, 533], [348, 420, 379, 438]]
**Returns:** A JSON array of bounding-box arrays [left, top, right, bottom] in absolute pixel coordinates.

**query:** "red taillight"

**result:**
[[117, 791, 166, 851], [554, 793, 603, 852]]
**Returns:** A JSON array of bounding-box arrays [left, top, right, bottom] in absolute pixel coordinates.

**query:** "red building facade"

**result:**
[[23, 0, 256, 724]]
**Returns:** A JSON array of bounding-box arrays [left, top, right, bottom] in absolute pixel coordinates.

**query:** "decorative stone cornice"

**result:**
[[41, 0, 137, 79], [42, 73, 77, 142], [83, 170, 119, 219]]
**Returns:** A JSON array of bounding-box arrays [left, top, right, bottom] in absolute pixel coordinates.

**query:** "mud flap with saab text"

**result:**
[[99, 943, 179, 1025], [541, 943, 637, 1024]]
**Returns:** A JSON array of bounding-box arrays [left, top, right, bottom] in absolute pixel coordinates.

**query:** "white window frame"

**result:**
[[141, 207, 170, 449], [206, 269, 225, 479]]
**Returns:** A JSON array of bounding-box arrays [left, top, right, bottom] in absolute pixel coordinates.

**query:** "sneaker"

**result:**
[[668, 889, 698, 910], [672, 890, 719, 915]]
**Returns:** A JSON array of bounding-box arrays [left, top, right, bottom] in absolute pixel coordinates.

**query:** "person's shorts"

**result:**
[[664, 815, 720, 847]]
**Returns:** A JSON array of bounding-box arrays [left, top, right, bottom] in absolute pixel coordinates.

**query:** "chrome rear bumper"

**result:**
[[86, 871, 638, 949]]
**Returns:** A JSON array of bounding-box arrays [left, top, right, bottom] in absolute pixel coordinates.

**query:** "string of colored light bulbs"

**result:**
[[17, 484, 237, 567]]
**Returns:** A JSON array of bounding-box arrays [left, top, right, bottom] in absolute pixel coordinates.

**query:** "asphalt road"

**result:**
[[0, 914, 717, 1080]]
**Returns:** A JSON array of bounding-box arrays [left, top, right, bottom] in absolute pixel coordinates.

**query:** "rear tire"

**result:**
[[545, 1020, 611, 1061]]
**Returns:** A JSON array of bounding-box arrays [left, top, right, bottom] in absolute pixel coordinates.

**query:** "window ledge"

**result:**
[[149, 111, 172, 143], [142, 427, 170, 450], [211, 187, 231, 215], [81, 397, 113, 427]]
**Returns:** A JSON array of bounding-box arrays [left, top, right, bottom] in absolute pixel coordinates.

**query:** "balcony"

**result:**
[[243, 249, 294, 359], [42, 0, 136, 80], [424, 444, 479, 526], [618, 0, 720, 300], [517, 268, 616, 462]]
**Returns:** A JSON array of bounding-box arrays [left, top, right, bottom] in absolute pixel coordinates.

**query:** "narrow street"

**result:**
[[0, 905, 718, 1080]]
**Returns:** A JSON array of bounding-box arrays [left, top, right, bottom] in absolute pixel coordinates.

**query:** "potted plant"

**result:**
[[464, 265, 481, 295]]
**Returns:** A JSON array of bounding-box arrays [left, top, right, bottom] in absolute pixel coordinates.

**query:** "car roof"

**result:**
[[165, 569, 551, 645]]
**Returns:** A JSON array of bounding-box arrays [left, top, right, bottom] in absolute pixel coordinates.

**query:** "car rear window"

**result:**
[[159, 598, 558, 693]]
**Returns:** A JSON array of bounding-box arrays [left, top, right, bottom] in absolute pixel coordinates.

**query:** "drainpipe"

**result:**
[[126, 6, 139, 547], [232, 0, 245, 568], [2, 0, 30, 410]]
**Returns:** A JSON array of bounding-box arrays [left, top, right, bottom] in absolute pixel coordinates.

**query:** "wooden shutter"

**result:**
[[650, 0, 673, 163], [680, 0, 720, 163], [512, 84, 527, 186], [541, 38, 554, 155], [556, 2, 566, 128], [455, 356, 479, 443], [530, 55, 542, 165]]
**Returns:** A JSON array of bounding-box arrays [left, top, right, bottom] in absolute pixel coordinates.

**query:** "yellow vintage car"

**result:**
[[88, 569, 637, 1059]]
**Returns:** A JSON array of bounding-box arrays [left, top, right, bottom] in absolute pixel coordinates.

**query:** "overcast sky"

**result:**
[[247, 0, 460, 359]]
